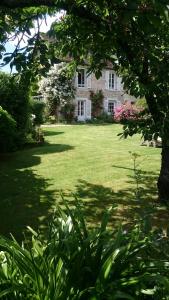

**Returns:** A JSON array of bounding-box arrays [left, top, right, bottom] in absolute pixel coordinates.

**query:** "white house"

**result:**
[[74, 66, 136, 121]]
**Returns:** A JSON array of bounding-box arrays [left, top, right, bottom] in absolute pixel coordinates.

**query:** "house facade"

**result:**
[[74, 67, 136, 121]]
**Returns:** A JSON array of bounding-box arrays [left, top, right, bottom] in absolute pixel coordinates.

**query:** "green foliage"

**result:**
[[30, 100, 45, 125], [135, 98, 147, 109], [90, 90, 104, 118], [1, 1, 169, 139], [33, 127, 45, 143], [0, 72, 31, 146], [1, 1, 169, 142], [0, 202, 169, 299], [114, 102, 160, 141], [0, 106, 17, 152], [60, 102, 75, 123], [97, 112, 115, 123], [87, 113, 114, 124], [118, 109, 160, 142], [0, 5, 52, 75], [46, 1, 169, 143], [1, 0, 169, 197], [44, 114, 57, 124]]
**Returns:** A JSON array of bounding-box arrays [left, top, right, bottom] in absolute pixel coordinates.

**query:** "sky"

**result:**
[[0, 15, 60, 73]]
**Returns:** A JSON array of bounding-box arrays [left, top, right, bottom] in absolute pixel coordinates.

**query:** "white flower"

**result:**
[[39, 62, 75, 110], [31, 114, 36, 120]]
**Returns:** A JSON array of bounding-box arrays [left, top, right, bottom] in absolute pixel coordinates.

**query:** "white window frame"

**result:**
[[107, 99, 117, 114], [106, 70, 117, 90], [78, 100, 85, 116], [109, 72, 115, 90], [76, 97, 87, 120], [77, 68, 86, 88]]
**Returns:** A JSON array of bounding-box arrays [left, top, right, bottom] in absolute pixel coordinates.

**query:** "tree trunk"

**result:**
[[157, 144, 169, 202]]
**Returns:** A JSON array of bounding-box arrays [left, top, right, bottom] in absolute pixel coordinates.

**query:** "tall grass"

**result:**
[[0, 202, 169, 299]]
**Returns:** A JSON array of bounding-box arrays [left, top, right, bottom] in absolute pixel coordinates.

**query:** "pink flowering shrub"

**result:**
[[114, 102, 142, 123], [116, 102, 159, 142]]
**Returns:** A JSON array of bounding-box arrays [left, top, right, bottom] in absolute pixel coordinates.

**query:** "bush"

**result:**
[[0, 106, 17, 152], [44, 115, 57, 124], [0, 202, 169, 299], [114, 101, 141, 123], [39, 63, 76, 121], [0, 72, 31, 147], [114, 102, 160, 141], [30, 100, 45, 125], [87, 113, 114, 124], [60, 102, 75, 123], [135, 98, 148, 109], [97, 112, 115, 123], [90, 90, 104, 117]]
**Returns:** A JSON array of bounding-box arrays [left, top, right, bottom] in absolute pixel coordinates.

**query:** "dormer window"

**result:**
[[78, 69, 86, 87]]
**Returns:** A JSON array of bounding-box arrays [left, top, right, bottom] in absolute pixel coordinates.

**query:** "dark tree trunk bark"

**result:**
[[144, 95, 169, 203], [157, 144, 169, 202]]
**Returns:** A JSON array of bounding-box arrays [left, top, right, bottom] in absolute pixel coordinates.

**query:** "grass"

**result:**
[[0, 124, 168, 241]]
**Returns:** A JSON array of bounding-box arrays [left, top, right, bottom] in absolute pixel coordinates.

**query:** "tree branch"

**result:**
[[0, 0, 102, 25], [0, 0, 156, 15], [0, 0, 56, 9]]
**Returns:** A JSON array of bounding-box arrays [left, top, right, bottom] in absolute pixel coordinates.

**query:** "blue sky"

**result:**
[[0, 43, 15, 73], [0, 15, 60, 73]]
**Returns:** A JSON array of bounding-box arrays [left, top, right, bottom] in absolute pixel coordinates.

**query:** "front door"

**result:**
[[77, 100, 86, 121]]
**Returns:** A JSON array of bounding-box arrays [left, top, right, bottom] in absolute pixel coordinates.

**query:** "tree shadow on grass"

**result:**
[[43, 130, 64, 137], [0, 169, 55, 242], [72, 169, 169, 231], [34, 143, 74, 155], [0, 143, 75, 169], [0, 141, 74, 242]]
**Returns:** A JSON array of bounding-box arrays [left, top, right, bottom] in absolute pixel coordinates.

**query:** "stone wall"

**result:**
[[74, 68, 136, 120]]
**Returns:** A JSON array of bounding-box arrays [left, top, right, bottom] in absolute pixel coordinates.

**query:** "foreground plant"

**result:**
[[0, 202, 169, 299]]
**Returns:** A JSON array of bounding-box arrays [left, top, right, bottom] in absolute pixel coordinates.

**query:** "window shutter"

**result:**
[[86, 99, 91, 119], [102, 70, 105, 79], [75, 72, 78, 87], [116, 100, 121, 107], [74, 99, 78, 116], [105, 71, 109, 89], [104, 98, 108, 112], [116, 77, 122, 91], [87, 74, 91, 88]]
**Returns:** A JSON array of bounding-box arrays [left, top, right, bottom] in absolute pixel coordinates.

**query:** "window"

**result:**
[[109, 72, 115, 90], [78, 100, 85, 116], [108, 100, 116, 114], [78, 69, 86, 87]]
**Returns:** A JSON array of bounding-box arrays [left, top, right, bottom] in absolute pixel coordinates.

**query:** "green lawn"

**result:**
[[0, 124, 168, 240]]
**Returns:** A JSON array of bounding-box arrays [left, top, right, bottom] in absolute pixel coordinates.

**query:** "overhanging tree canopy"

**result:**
[[1, 0, 169, 201]]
